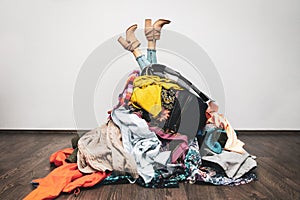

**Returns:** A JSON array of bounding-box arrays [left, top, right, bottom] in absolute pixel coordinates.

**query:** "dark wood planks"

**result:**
[[0, 131, 299, 200]]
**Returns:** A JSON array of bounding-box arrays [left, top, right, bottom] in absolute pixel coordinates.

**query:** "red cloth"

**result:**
[[23, 148, 110, 200]]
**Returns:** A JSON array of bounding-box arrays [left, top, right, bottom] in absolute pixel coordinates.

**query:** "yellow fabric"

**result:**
[[131, 85, 162, 117], [130, 76, 182, 117], [133, 75, 182, 90]]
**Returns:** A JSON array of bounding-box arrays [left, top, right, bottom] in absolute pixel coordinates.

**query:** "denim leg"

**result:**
[[147, 49, 157, 64], [136, 55, 151, 70]]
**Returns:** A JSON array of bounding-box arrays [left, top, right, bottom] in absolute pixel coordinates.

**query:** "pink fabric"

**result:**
[[149, 126, 189, 163]]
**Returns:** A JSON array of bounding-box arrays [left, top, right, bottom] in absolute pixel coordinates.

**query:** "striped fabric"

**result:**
[[115, 70, 140, 109]]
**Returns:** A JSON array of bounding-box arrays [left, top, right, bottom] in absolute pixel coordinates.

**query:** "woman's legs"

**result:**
[[118, 19, 171, 70], [145, 19, 170, 64], [118, 24, 149, 70], [147, 49, 157, 64], [133, 49, 151, 70]]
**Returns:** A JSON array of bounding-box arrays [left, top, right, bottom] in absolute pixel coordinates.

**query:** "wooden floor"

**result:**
[[0, 131, 299, 200]]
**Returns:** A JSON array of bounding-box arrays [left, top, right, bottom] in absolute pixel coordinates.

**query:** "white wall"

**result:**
[[0, 0, 299, 130]]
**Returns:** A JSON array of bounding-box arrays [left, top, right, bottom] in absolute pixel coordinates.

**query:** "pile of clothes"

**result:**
[[24, 64, 257, 200]]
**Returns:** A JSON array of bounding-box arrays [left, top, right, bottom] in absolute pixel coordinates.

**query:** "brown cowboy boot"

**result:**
[[118, 24, 141, 52], [145, 19, 171, 41]]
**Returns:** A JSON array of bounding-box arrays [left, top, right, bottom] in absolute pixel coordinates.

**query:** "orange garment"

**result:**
[[50, 148, 73, 166], [63, 171, 107, 193], [23, 148, 110, 200]]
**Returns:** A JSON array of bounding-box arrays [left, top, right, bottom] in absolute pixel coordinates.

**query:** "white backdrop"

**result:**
[[0, 0, 299, 130]]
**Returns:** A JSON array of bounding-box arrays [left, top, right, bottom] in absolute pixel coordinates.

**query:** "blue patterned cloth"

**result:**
[[184, 140, 257, 186], [100, 139, 257, 188]]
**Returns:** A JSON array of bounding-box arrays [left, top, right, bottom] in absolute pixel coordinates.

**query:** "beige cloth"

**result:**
[[77, 120, 139, 178], [207, 112, 245, 154]]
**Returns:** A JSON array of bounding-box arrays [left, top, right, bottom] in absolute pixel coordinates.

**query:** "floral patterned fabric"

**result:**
[[184, 140, 257, 186], [100, 139, 257, 188]]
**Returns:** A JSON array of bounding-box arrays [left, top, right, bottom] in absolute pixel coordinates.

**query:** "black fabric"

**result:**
[[162, 91, 181, 133], [141, 64, 209, 145], [176, 90, 207, 140], [218, 133, 228, 148]]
